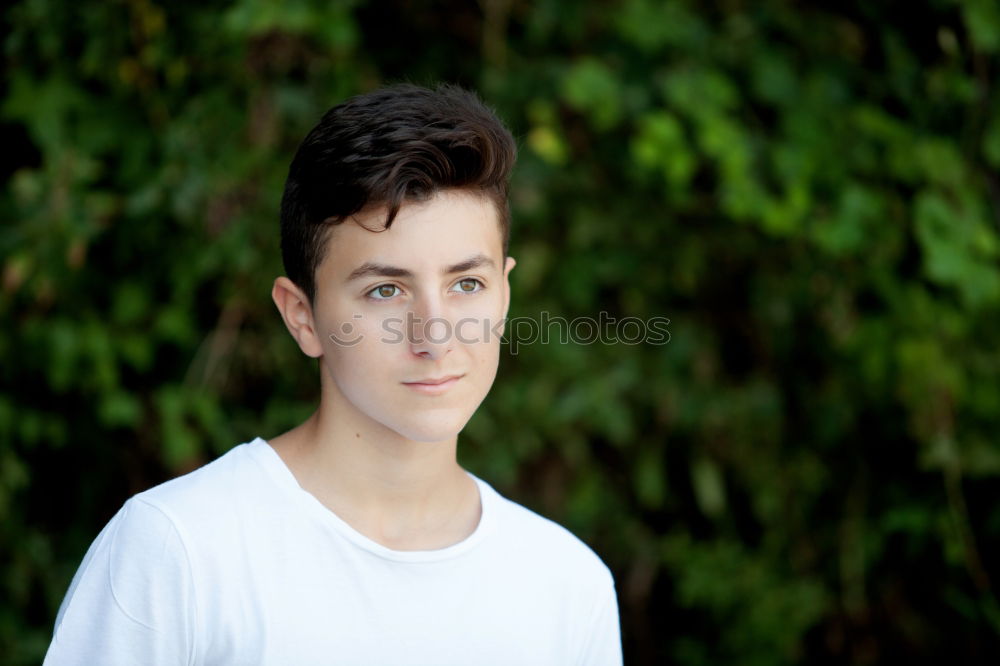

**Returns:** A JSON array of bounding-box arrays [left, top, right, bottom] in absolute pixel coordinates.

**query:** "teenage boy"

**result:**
[[44, 83, 622, 665]]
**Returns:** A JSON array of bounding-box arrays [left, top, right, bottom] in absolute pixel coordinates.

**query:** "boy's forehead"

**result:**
[[320, 192, 505, 275]]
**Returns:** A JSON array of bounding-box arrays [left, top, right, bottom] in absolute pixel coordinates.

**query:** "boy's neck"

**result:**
[[266, 404, 481, 552]]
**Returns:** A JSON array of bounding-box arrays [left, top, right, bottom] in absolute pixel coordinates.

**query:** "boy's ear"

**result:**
[[272, 277, 324, 358], [501, 256, 516, 321]]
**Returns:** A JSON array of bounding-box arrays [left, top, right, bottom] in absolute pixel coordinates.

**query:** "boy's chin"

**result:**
[[389, 414, 473, 444]]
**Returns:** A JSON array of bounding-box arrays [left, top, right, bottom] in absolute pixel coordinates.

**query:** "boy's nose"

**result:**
[[407, 298, 453, 360]]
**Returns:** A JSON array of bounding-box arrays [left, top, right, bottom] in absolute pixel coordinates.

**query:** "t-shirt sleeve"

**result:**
[[43, 497, 197, 666], [577, 579, 623, 666]]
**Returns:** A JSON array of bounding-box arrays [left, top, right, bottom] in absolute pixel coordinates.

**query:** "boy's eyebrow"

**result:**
[[345, 254, 496, 282], [445, 253, 495, 274], [345, 262, 413, 282]]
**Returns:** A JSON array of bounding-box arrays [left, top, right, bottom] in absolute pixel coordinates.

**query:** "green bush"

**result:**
[[2, 1, 999, 663]]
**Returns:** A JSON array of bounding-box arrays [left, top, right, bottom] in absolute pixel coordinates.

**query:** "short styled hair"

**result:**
[[280, 83, 517, 302]]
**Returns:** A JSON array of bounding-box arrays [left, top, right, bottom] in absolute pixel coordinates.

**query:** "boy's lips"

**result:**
[[402, 374, 464, 394]]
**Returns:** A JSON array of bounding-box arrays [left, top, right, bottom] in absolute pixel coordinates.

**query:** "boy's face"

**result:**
[[306, 189, 515, 443]]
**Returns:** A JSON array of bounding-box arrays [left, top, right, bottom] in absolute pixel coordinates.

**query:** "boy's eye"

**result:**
[[452, 278, 483, 293], [368, 284, 400, 300]]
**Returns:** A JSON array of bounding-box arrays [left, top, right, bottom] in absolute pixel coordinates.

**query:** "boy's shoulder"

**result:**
[[476, 477, 614, 589], [141, 439, 258, 494], [129, 438, 273, 528]]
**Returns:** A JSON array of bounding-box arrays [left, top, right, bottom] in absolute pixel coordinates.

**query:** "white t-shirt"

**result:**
[[44, 438, 622, 665]]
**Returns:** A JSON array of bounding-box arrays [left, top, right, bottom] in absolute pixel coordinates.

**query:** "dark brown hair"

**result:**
[[280, 83, 517, 302]]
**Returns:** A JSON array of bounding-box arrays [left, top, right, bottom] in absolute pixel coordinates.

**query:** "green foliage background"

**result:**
[[3, 0, 1000, 663]]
